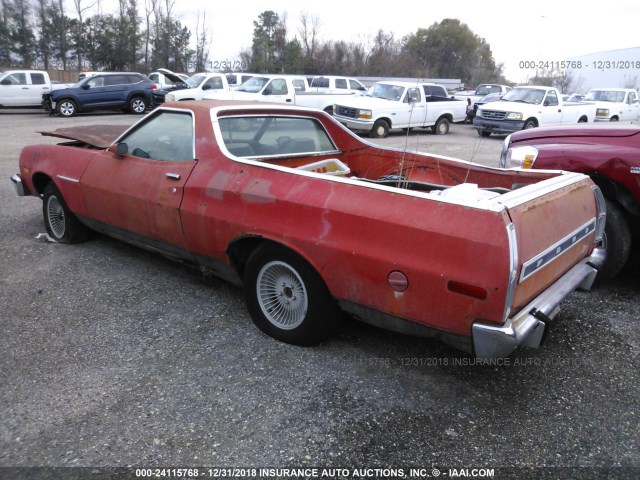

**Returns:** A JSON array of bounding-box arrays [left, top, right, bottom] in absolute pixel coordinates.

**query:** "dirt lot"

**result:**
[[0, 110, 639, 479]]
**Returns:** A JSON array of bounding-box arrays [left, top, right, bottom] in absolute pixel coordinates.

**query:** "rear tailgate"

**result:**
[[500, 172, 602, 312]]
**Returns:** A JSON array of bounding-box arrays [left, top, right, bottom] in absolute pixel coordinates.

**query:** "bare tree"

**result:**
[[73, 0, 98, 68], [298, 12, 320, 71], [194, 10, 211, 72]]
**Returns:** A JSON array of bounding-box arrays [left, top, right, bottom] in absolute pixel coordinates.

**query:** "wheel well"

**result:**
[[376, 117, 392, 128], [524, 118, 538, 127], [437, 114, 453, 122], [227, 237, 321, 281], [591, 174, 640, 224], [611, 115, 619, 121], [31, 173, 54, 195], [578, 115, 588, 123]]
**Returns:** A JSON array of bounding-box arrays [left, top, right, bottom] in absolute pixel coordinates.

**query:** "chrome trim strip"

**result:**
[[503, 223, 518, 322], [519, 218, 596, 282], [57, 174, 80, 183], [592, 186, 606, 242]]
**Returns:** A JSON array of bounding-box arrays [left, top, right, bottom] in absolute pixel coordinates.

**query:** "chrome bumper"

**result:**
[[472, 247, 604, 359], [11, 174, 26, 196]]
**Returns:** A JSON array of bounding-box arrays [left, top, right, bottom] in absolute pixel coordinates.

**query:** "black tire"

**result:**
[[432, 117, 450, 135], [597, 199, 632, 281], [323, 106, 334, 115], [369, 119, 390, 138], [57, 99, 77, 117], [523, 119, 537, 130], [244, 244, 340, 346], [477, 130, 491, 137], [128, 96, 147, 114], [610, 116, 619, 122], [42, 183, 90, 243], [578, 116, 588, 123]]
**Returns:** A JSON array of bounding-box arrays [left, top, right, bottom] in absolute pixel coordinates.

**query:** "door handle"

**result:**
[[286, 99, 292, 102], [166, 173, 181, 180]]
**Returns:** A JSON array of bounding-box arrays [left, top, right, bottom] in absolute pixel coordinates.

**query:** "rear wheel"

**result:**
[[129, 96, 147, 114], [244, 244, 340, 346], [57, 99, 77, 117], [432, 117, 450, 135], [43, 183, 90, 243]]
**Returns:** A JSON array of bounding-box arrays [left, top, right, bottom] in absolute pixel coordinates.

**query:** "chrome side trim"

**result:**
[[57, 174, 80, 183], [503, 223, 518, 322], [519, 218, 596, 282], [473, 251, 600, 359], [592, 186, 606, 243]]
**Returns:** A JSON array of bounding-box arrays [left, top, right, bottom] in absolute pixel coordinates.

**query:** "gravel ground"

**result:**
[[0, 110, 638, 480]]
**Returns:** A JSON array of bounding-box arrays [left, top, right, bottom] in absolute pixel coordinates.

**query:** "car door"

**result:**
[[624, 91, 639, 121], [540, 90, 563, 125], [0, 72, 31, 106], [79, 110, 196, 253], [262, 78, 293, 103], [397, 87, 426, 127]]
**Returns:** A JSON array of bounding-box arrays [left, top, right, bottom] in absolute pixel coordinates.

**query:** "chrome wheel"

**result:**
[[256, 260, 308, 330], [46, 194, 66, 239], [130, 98, 147, 113], [58, 100, 76, 117]]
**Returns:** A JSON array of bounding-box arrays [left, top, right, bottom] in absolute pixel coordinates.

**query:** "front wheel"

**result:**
[[43, 183, 90, 243], [129, 96, 147, 114], [523, 119, 537, 129], [57, 99, 77, 117], [244, 244, 340, 346], [369, 119, 390, 138]]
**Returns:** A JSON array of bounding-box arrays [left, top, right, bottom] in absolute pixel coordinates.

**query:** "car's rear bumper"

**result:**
[[472, 246, 605, 359]]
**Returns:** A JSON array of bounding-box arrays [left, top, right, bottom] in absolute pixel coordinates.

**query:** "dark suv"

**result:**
[[43, 73, 153, 117]]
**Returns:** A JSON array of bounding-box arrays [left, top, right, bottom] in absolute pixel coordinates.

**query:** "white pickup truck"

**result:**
[[203, 74, 360, 113], [583, 88, 640, 122], [0, 70, 74, 108], [309, 76, 367, 93], [473, 86, 597, 136], [160, 72, 231, 103], [332, 81, 467, 137]]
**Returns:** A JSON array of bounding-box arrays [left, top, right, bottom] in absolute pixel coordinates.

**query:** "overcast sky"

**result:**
[[102, 0, 640, 83]]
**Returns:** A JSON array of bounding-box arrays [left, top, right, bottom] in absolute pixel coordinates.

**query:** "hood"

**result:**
[[509, 124, 640, 143], [477, 100, 527, 113], [157, 68, 187, 85], [39, 125, 129, 148]]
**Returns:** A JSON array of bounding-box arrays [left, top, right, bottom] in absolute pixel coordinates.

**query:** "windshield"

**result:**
[[237, 77, 269, 93], [501, 87, 546, 105], [186, 75, 209, 88], [365, 83, 406, 101], [584, 90, 625, 103]]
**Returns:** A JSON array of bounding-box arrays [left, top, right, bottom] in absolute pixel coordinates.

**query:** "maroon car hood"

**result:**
[[39, 125, 129, 149], [510, 124, 640, 143]]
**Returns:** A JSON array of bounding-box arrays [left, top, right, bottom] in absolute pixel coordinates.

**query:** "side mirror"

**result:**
[[82, 84, 91, 90], [0, 79, 11, 85], [202, 84, 210, 91], [263, 87, 272, 95], [108, 143, 128, 156]]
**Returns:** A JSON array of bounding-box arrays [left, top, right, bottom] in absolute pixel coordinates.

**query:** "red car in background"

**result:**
[[501, 124, 640, 280]]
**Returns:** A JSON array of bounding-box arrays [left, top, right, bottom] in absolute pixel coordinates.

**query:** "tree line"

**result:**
[[0, 0, 206, 72], [0, 2, 506, 86]]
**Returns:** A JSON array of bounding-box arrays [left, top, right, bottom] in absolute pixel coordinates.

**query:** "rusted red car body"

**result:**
[[12, 101, 605, 358]]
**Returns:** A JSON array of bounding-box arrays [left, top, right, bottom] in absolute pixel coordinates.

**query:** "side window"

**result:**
[[545, 90, 559, 106], [335, 79, 347, 89], [149, 73, 159, 83], [105, 75, 127, 86], [119, 111, 195, 162], [204, 77, 223, 90], [31, 73, 46, 85], [3, 73, 27, 85], [87, 76, 105, 87], [292, 79, 306, 92], [349, 79, 365, 91], [266, 79, 288, 95], [405, 88, 421, 103], [629, 92, 637, 104]]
